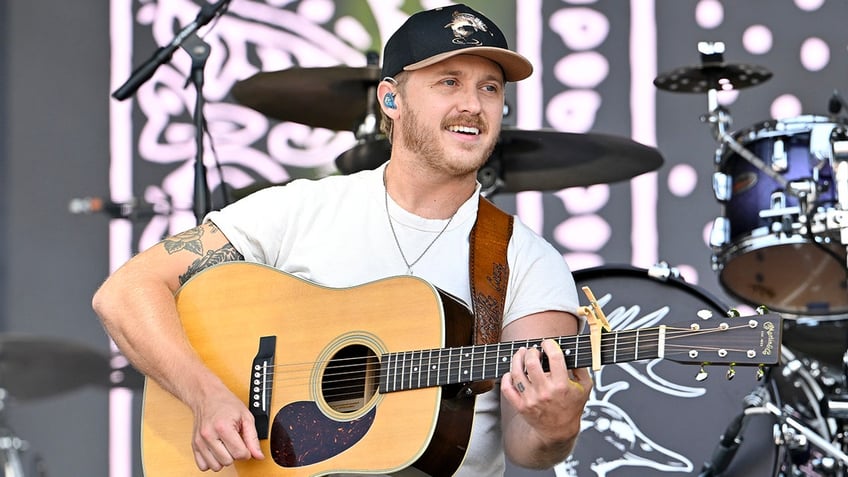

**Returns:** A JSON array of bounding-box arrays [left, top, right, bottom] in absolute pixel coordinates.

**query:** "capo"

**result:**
[[577, 286, 612, 371]]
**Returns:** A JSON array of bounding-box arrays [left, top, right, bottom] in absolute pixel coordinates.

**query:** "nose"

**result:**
[[457, 86, 483, 114]]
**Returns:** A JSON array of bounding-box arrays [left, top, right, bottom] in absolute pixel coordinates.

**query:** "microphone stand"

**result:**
[[182, 33, 213, 224], [111, 0, 232, 100], [111, 0, 230, 224]]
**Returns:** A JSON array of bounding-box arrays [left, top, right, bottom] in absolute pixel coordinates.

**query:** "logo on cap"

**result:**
[[445, 11, 493, 45]]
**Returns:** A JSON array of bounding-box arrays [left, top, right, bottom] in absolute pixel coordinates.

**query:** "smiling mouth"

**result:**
[[447, 125, 481, 135]]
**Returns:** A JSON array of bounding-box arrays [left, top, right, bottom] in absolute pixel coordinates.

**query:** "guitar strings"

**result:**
[[244, 323, 767, 397], [261, 324, 754, 386]]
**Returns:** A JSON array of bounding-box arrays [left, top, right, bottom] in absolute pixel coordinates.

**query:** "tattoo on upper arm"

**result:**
[[178, 244, 244, 285], [163, 227, 207, 256]]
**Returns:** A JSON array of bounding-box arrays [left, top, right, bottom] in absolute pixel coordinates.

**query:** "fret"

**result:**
[[634, 329, 640, 361], [411, 350, 422, 389], [491, 344, 500, 379], [385, 353, 395, 392], [613, 331, 619, 363], [425, 348, 434, 387], [572, 335, 581, 368], [399, 351, 408, 391], [479, 344, 487, 382]]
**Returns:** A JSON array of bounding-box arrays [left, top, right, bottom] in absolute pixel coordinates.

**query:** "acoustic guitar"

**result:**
[[141, 262, 782, 476]]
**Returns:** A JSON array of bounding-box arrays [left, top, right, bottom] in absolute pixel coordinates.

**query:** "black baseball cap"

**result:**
[[380, 4, 533, 82]]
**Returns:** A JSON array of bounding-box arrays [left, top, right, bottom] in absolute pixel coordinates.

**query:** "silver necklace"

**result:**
[[384, 173, 455, 275]]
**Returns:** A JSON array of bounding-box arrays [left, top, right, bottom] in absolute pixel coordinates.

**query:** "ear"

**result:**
[[377, 81, 399, 117]]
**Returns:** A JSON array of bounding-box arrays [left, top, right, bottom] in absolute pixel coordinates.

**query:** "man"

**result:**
[[93, 4, 591, 475]]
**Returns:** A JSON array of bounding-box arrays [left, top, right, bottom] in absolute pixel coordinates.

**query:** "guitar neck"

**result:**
[[379, 327, 662, 393]]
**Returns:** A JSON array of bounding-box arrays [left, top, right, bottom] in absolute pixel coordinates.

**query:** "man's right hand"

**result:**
[[191, 386, 265, 471]]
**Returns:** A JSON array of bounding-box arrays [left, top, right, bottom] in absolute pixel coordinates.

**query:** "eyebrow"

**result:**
[[436, 68, 505, 84]]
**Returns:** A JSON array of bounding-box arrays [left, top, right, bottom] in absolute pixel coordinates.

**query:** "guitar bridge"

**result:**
[[249, 336, 276, 439]]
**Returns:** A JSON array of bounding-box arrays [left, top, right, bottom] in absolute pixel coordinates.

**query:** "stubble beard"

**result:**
[[399, 107, 499, 176]]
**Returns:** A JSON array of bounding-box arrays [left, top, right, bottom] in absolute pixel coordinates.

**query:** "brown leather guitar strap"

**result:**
[[465, 195, 513, 394], [413, 195, 514, 472]]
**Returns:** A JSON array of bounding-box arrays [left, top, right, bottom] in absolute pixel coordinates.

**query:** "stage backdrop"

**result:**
[[3, 0, 848, 476]]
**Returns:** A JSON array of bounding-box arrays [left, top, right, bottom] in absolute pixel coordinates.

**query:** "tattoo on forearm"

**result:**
[[178, 244, 244, 285]]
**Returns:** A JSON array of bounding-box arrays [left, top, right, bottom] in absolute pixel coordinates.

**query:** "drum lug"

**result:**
[[771, 138, 788, 172], [709, 216, 730, 249], [712, 171, 732, 201]]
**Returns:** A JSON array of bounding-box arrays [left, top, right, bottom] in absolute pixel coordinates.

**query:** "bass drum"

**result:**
[[559, 265, 779, 477]]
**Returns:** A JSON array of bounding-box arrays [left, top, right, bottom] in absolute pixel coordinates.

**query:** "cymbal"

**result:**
[[231, 66, 381, 131], [653, 62, 772, 93], [336, 129, 664, 192], [0, 334, 116, 400]]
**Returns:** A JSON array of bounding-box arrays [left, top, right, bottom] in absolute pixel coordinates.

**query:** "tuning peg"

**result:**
[[756, 305, 769, 315], [726, 364, 736, 380], [726, 308, 741, 318], [696, 365, 709, 382], [756, 364, 765, 381]]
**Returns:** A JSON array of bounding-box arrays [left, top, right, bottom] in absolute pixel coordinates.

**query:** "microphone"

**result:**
[[112, 0, 232, 100], [68, 197, 168, 220], [698, 387, 767, 477]]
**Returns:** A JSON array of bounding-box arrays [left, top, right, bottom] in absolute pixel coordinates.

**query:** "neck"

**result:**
[[383, 161, 478, 220]]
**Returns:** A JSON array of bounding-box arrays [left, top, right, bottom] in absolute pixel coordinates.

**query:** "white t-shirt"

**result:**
[[206, 163, 579, 476]]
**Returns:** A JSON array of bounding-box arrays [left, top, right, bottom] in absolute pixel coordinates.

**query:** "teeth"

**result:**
[[448, 125, 480, 135]]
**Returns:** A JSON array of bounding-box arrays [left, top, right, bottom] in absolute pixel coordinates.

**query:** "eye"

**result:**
[[442, 78, 458, 87]]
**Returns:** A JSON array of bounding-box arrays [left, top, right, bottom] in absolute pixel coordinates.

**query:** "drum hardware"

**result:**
[[762, 399, 848, 466], [0, 389, 46, 477], [646, 260, 681, 281], [653, 41, 772, 95], [822, 394, 848, 421]]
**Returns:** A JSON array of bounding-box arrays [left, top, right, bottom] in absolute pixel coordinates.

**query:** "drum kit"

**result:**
[[651, 41, 848, 476], [227, 41, 848, 475]]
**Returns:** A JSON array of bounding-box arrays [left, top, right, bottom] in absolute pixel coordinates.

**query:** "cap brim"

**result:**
[[403, 47, 533, 82]]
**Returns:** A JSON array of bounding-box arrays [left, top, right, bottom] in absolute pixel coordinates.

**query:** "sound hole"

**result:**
[[322, 344, 379, 413]]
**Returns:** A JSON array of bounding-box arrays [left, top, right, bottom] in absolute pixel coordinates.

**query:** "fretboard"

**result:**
[[378, 326, 664, 393]]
